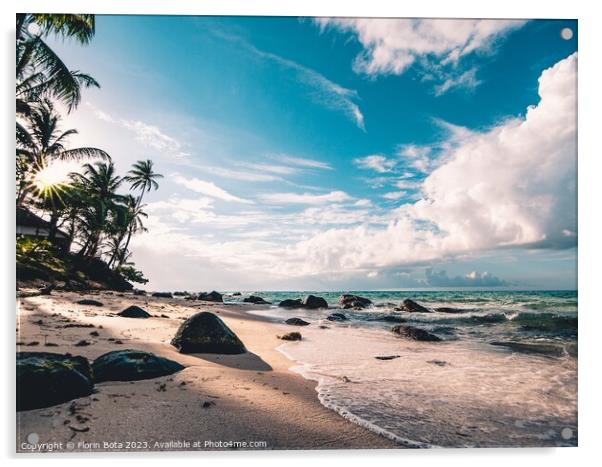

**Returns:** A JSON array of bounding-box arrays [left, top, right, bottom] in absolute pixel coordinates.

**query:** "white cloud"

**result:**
[[353, 154, 396, 173], [282, 53, 577, 274], [237, 162, 298, 175], [260, 190, 352, 205], [272, 154, 332, 170], [171, 173, 254, 204], [382, 191, 407, 201], [315, 18, 526, 94], [425, 269, 509, 287]]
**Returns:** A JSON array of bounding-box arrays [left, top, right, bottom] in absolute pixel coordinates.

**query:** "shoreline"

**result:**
[[16, 290, 397, 452]]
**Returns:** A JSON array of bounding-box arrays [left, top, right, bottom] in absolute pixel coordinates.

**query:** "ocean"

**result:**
[[227, 290, 578, 448]]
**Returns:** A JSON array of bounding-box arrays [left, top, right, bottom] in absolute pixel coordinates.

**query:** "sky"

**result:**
[[48, 16, 578, 291]]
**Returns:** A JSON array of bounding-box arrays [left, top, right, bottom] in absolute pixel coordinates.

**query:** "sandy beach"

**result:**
[[16, 290, 396, 452]]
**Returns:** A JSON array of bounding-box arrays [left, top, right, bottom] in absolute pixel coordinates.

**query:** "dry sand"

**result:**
[[16, 291, 396, 452]]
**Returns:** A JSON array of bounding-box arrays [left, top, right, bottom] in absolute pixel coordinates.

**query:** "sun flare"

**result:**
[[32, 161, 78, 192]]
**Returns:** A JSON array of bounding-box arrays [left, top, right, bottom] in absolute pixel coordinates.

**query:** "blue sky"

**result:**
[[49, 17, 578, 290]]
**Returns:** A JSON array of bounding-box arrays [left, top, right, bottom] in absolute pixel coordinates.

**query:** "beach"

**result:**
[[16, 290, 395, 452]]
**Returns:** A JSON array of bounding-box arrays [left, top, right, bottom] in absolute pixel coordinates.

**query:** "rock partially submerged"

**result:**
[[76, 299, 103, 307], [243, 295, 271, 304], [399, 299, 430, 313], [198, 291, 223, 302], [117, 305, 151, 318], [171, 311, 246, 354], [489, 341, 566, 357], [92, 349, 184, 383], [152, 292, 172, 298], [280, 332, 302, 341], [278, 299, 303, 308], [435, 307, 468, 314], [327, 312, 348, 321], [285, 317, 310, 326], [370, 315, 407, 323], [392, 325, 442, 342], [17, 352, 93, 411], [338, 294, 372, 309], [302, 295, 328, 309]]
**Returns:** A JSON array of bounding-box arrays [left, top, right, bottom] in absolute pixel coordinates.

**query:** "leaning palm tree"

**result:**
[[16, 14, 98, 114], [107, 195, 148, 268], [124, 160, 164, 208], [16, 99, 109, 207]]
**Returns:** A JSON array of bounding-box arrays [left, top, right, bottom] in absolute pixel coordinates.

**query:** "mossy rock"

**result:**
[[171, 312, 246, 354], [17, 352, 93, 411], [92, 349, 184, 383]]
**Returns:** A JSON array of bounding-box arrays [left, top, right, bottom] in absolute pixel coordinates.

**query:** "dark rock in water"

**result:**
[[400, 299, 430, 313], [173, 291, 189, 296], [92, 349, 184, 383], [327, 312, 348, 321], [39, 284, 55, 295], [152, 292, 172, 298], [371, 315, 407, 323], [231, 292, 242, 296], [278, 299, 303, 308], [17, 352, 93, 411], [489, 341, 566, 357], [171, 311, 246, 354], [338, 294, 372, 309], [76, 299, 103, 307], [243, 295, 271, 304], [198, 291, 223, 302], [392, 325, 442, 342], [435, 307, 467, 314], [285, 317, 310, 326], [133, 289, 146, 296], [117, 305, 151, 318], [375, 355, 400, 360], [302, 295, 328, 309], [280, 332, 302, 341]]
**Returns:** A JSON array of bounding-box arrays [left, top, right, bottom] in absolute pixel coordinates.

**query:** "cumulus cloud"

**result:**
[[353, 154, 397, 173], [425, 269, 509, 287], [315, 18, 526, 93], [171, 173, 254, 204], [260, 190, 352, 205], [282, 53, 577, 275]]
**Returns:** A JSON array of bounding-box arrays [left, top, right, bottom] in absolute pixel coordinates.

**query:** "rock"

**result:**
[[489, 341, 566, 357], [280, 332, 302, 341], [231, 292, 242, 296], [173, 291, 189, 296], [370, 315, 407, 323], [435, 307, 467, 314], [16, 352, 93, 411], [133, 289, 146, 296], [338, 294, 372, 309], [39, 284, 55, 295], [302, 295, 328, 309], [327, 312, 348, 321], [392, 325, 441, 342], [285, 317, 310, 326], [399, 299, 430, 313], [278, 299, 303, 308], [375, 355, 400, 360], [92, 349, 185, 383], [243, 295, 271, 304], [198, 291, 223, 302], [171, 312, 246, 354], [117, 305, 151, 318], [427, 360, 448, 367], [76, 299, 103, 307], [152, 292, 172, 298], [74, 340, 91, 347]]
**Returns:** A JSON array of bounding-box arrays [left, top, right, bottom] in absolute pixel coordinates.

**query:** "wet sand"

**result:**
[[16, 290, 396, 452]]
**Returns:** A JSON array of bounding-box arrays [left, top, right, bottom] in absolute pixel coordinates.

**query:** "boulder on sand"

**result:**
[[399, 299, 430, 313], [285, 317, 310, 326], [76, 299, 103, 307], [302, 295, 328, 309], [327, 312, 348, 321], [198, 291, 223, 303], [278, 299, 303, 308], [117, 305, 151, 318], [391, 325, 441, 342], [243, 295, 271, 304], [171, 311, 246, 354], [92, 349, 184, 383], [17, 352, 93, 411], [280, 332, 302, 341], [338, 294, 372, 309]]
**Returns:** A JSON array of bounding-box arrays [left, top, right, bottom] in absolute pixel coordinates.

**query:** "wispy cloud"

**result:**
[[353, 154, 396, 173], [271, 154, 332, 170], [260, 190, 352, 205], [171, 173, 254, 204]]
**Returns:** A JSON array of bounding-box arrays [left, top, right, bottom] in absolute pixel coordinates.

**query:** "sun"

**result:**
[[31, 161, 78, 195]]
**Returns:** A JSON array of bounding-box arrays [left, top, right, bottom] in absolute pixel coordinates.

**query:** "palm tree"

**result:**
[[16, 14, 98, 114], [17, 99, 109, 208], [107, 195, 148, 268], [124, 160, 163, 208]]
